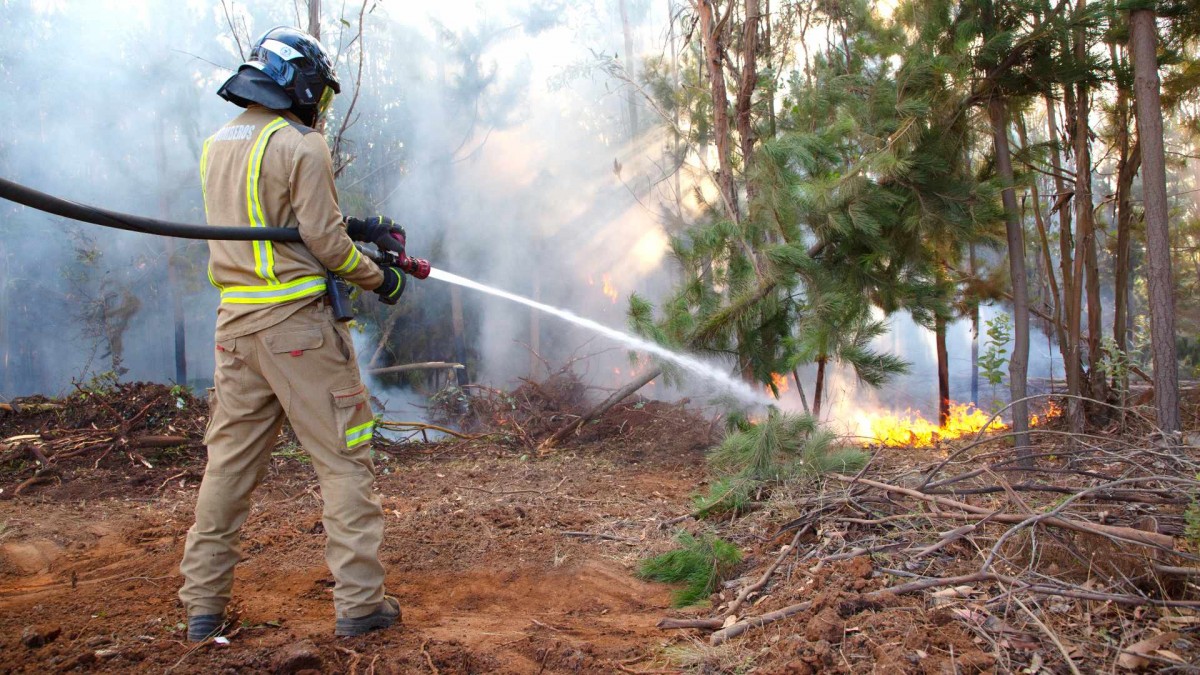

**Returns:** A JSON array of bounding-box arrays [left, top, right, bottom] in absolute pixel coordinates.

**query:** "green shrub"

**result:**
[[692, 477, 753, 518], [708, 409, 861, 481], [637, 532, 743, 607]]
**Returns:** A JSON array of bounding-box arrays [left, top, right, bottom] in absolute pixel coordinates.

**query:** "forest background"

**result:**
[[0, 0, 1196, 440]]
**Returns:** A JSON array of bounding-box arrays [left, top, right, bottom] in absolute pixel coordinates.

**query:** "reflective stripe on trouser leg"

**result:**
[[254, 308, 385, 619], [178, 336, 285, 617]]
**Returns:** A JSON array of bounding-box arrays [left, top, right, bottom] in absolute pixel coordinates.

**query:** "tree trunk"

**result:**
[[619, 0, 639, 140], [1047, 93, 1085, 436], [696, 0, 738, 220], [450, 285, 468, 386], [969, 244, 979, 407], [736, 0, 761, 179], [1114, 123, 1140, 405], [1129, 8, 1182, 435], [792, 368, 810, 415], [307, 0, 320, 40], [156, 114, 186, 386], [988, 98, 1031, 455], [0, 242, 9, 395], [936, 314, 950, 427], [813, 355, 827, 419], [1110, 43, 1137, 398], [530, 273, 542, 377], [1018, 114, 1068, 378]]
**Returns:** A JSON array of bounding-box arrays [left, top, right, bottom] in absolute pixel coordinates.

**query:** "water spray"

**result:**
[[426, 268, 773, 408]]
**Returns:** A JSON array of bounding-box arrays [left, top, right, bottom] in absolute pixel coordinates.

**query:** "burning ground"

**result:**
[[0, 380, 1198, 673]]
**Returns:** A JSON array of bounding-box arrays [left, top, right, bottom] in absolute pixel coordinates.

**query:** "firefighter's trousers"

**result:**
[[178, 301, 385, 619]]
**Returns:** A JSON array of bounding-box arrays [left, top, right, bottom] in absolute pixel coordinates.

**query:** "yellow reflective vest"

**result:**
[[201, 106, 383, 340]]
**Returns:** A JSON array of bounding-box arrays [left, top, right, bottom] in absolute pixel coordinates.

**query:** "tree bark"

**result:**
[[1047, 93, 1085, 436], [936, 314, 950, 427], [307, 0, 320, 40], [1111, 43, 1138, 404], [736, 0, 761, 179], [988, 98, 1031, 455], [696, 0, 738, 220], [969, 244, 979, 407], [156, 114, 186, 386], [813, 355, 827, 420], [1129, 8, 1182, 435], [1114, 116, 1140, 411], [619, 0, 639, 140], [1018, 114, 1067, 381]]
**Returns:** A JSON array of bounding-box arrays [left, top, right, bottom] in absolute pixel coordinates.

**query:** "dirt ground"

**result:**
[[0, 385, 726, 673], [1, 383, 1197, 673]]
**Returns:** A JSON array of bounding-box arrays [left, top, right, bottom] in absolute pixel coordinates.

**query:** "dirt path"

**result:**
[[0, 441, 709, 673]]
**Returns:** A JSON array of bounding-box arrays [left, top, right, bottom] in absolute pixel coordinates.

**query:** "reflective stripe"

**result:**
[[246, 117, 289, 283], [333, 247, 361, 274], [207, 262, 221, 290], [345, 420, 375, 448], [199, 136, 214, 219], [219, 275, 326, 305]]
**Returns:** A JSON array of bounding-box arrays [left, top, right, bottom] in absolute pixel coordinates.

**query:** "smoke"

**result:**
[[0, 0, 1060, 428]]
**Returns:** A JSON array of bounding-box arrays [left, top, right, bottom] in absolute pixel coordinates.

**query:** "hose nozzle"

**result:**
[[399, 255, 431, 280]]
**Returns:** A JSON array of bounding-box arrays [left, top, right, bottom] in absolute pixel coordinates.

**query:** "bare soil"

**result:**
[[1, 383, 1197, 673], [0, 384, 721, 673]]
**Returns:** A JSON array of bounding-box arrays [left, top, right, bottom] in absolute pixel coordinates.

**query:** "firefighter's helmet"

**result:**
[[218, 26, 341, 126]]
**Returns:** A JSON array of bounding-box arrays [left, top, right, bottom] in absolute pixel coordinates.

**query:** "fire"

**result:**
[[601, 274, 619, 304], [856, 402, 1007, 447], [768, 372, 789, 396], [1030, 400, 1063, 426]]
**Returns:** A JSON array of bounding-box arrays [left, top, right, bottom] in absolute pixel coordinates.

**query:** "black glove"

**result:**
[[374, 266, 407, 305], [345, 216, 406, 254]]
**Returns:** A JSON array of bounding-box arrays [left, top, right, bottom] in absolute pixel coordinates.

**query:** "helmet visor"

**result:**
[[317, 85, 335, 118]]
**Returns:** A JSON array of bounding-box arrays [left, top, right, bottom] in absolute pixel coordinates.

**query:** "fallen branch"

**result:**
[[0, 402, 63, 413], [367, 362, 464, 375], [710, 601, 812, 645], [377, 421, 481, 440], [128, 435, 190, 448], [723, 525, 809, 619], [539, 367, 661, 451], [830, 474, 1176, 551], [560, 531, 640, 542], [656, 617, 725, 630]]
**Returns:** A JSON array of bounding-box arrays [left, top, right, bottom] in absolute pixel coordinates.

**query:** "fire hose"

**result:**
[[0, 176, 431, 319]]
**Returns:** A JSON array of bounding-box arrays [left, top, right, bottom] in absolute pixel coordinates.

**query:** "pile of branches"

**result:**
[[0, 382, 207, 496], [424, 370, 588, 445], [657, 406, 1200, 671]]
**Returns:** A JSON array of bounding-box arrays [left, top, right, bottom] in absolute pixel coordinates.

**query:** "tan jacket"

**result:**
[[201, 106, 383, 339]]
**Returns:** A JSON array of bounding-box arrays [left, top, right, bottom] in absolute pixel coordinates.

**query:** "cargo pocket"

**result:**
[[264, 328, 324, 356], [331, 383, 373, 454], [203, 387, 218, 444]]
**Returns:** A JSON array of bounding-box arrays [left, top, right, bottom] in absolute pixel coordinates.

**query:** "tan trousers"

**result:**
[[179, 302, 385, 619]]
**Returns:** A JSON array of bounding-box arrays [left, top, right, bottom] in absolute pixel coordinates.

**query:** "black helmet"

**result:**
[[218, 26, 341, 126]]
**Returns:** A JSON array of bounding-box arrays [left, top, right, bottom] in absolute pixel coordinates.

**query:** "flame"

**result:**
[[1030, 400, 1063, 426], [768, 372, 789, 396], [601, 274, 619, 304], [856, 402, 1008, 447], [853, 399, 1064, 448]]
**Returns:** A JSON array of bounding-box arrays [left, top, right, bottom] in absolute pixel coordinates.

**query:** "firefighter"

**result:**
[[179, 26, 406, 640]]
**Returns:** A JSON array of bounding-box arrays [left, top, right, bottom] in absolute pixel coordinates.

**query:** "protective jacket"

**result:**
[[201, 105, 383, 339]]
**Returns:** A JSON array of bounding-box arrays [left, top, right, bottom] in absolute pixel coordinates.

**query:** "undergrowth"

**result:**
[[637, 532, 743, 607], [709, 409, 865, 480]]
